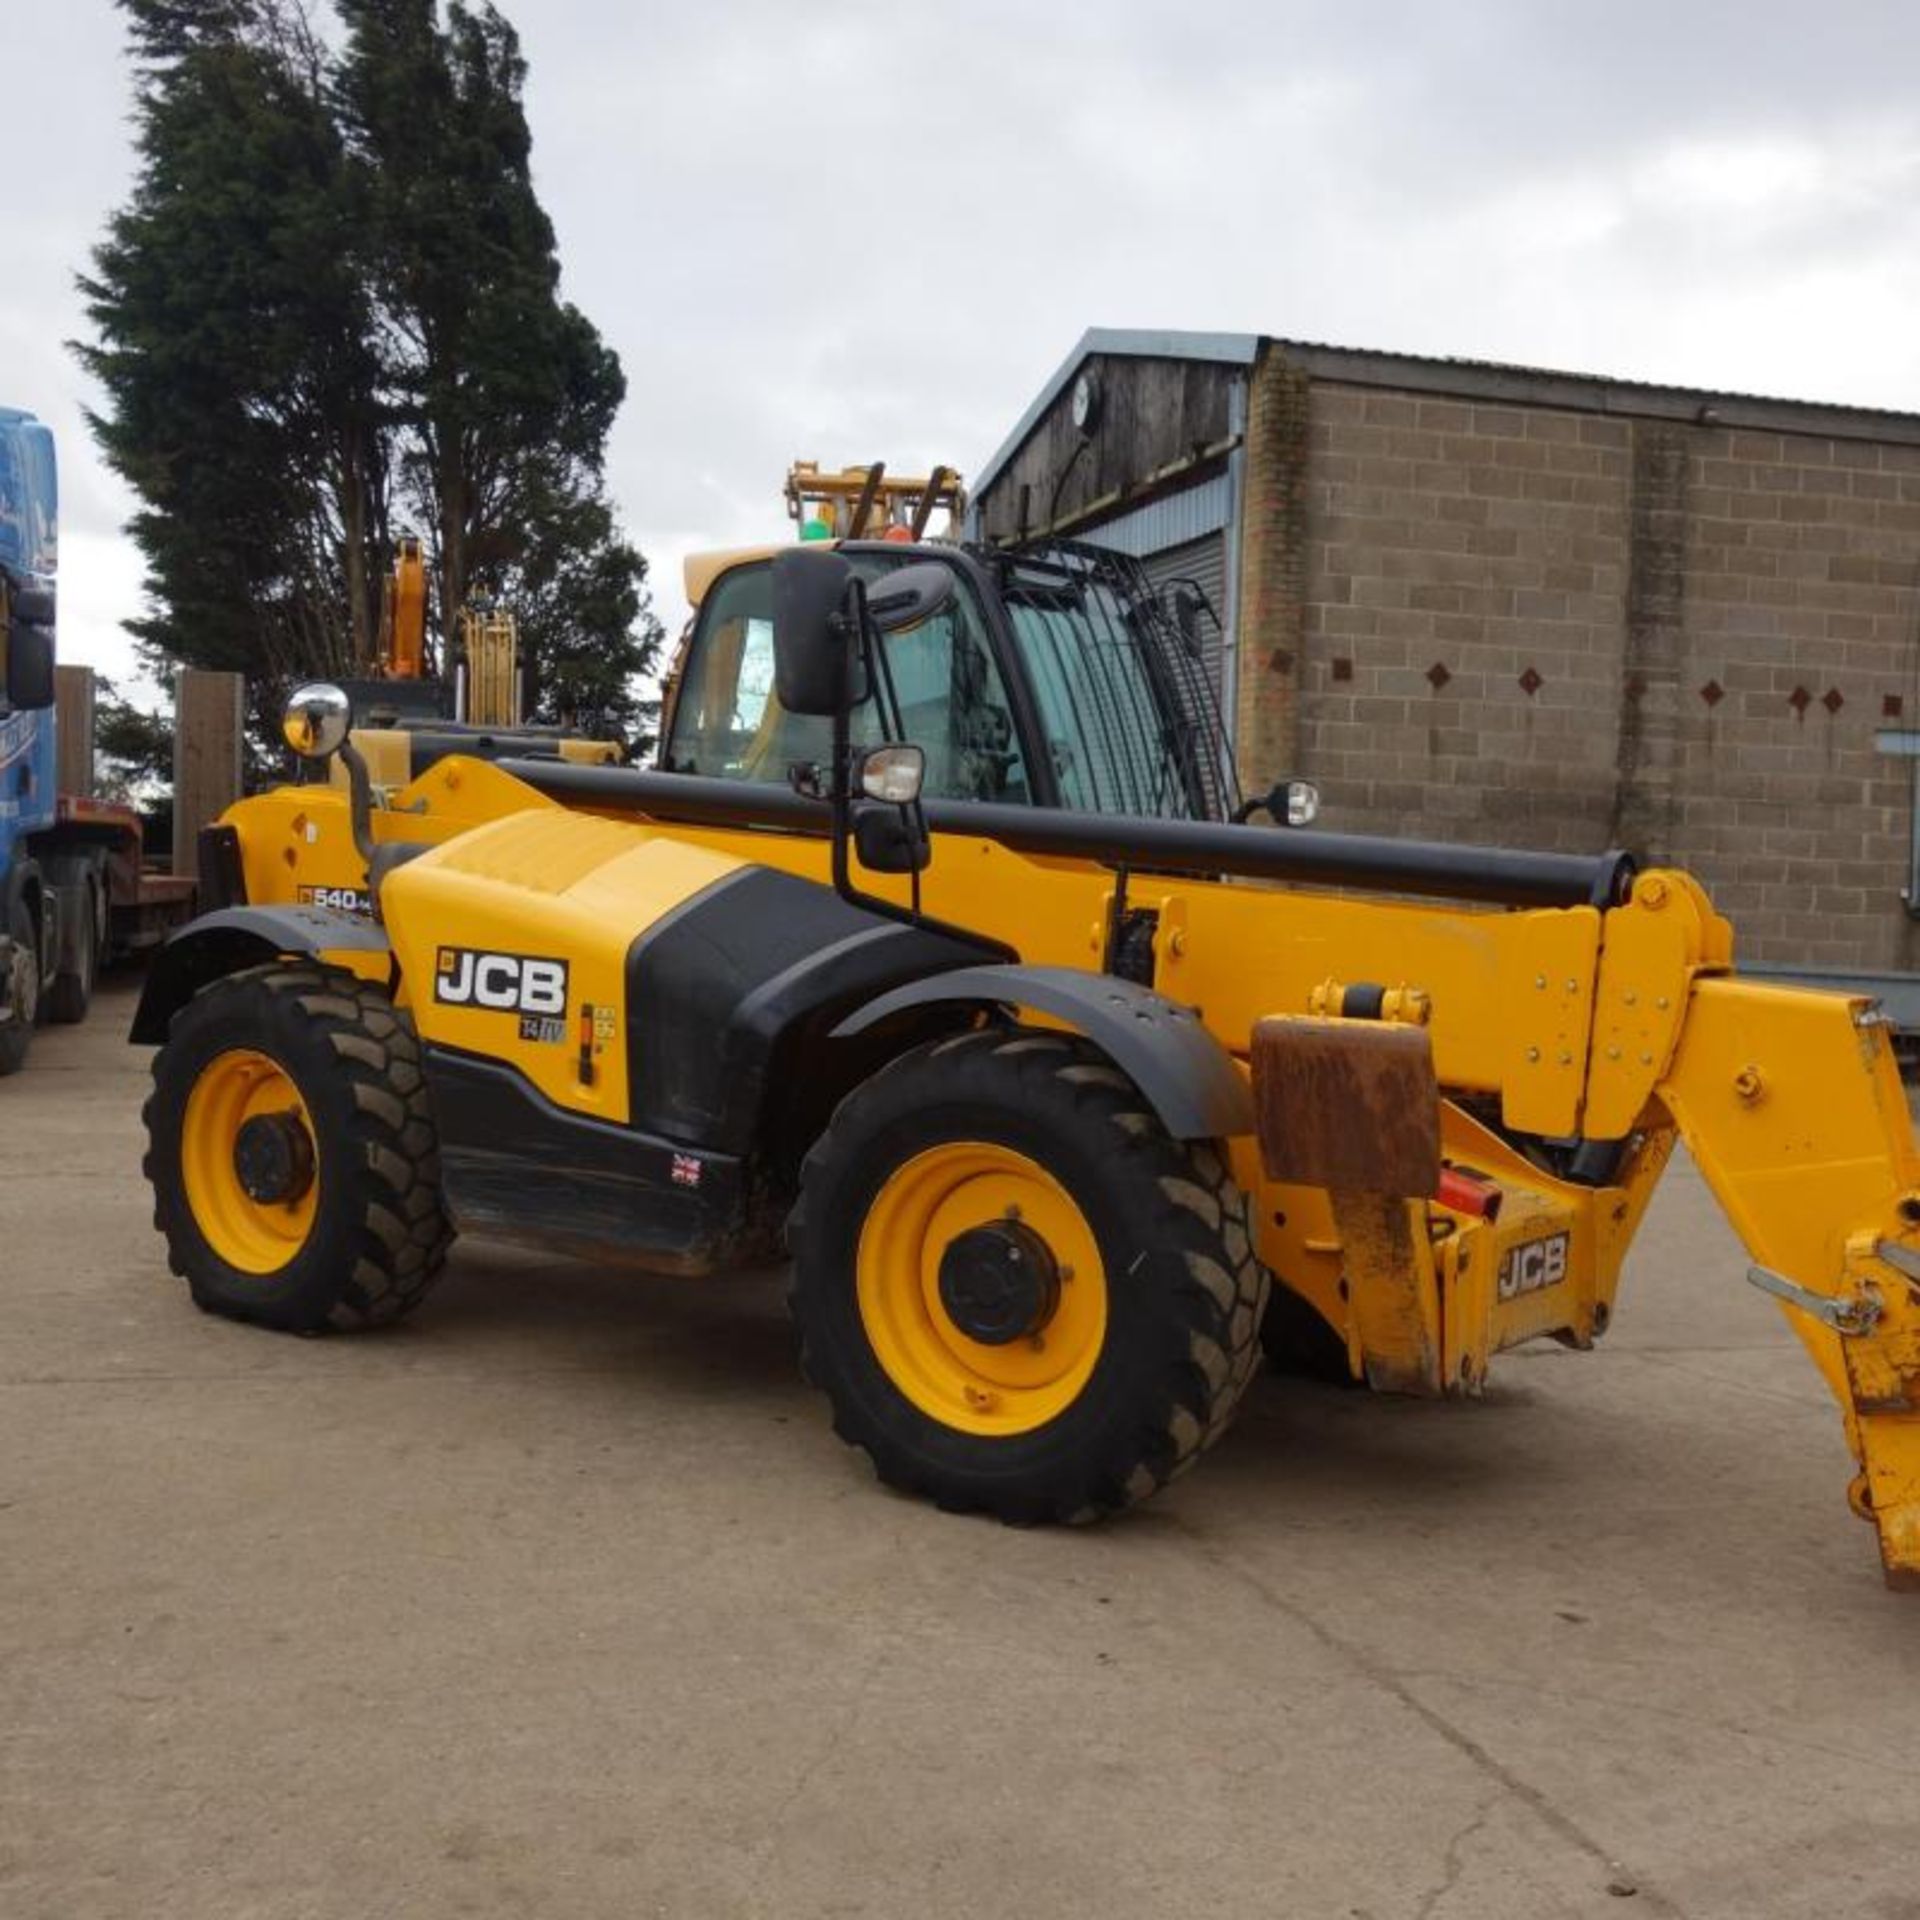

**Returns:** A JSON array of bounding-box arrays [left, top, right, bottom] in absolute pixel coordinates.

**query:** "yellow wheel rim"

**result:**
[[856, 1142, 1108, 1437], [180, 1048, 320, 1275]]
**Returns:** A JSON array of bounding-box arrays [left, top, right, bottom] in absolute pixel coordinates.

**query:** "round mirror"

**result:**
[[283, 682, 351, 761]]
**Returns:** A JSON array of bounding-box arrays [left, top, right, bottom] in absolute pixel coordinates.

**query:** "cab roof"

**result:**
[[683, 538, 962, 610]]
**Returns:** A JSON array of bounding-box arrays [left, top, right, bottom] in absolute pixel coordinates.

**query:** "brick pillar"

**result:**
[[1234, 345, 1313, 786], [1609, 422, 1690, 860]]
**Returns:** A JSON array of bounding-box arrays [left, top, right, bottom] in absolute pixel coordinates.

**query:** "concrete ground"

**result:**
[[3, 979, 1917, 1920]]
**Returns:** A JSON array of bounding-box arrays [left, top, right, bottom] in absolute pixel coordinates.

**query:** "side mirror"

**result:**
[[772, 548, 864, 716], [854, 804, 930, 875], [864, 563, 955, 636], [2, 616, 54, 712], [9, 584, 54, 629], [283, 681, 352, 760]]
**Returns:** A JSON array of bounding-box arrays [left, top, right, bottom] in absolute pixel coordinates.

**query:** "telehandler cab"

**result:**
[[137, 546, 1920, 1585]]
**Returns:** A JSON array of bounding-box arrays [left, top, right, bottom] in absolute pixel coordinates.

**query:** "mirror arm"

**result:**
[[827, 687, 854, 903], [338, 736, 378, 869]]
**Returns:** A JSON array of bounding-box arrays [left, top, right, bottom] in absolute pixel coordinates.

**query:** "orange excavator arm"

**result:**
[[379, 536, 428, 680]]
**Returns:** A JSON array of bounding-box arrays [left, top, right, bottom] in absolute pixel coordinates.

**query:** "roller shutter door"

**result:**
[[1136, 533, 1229, 701]]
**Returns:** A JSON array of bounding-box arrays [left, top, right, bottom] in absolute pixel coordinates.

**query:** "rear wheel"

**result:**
[[788, 1028, 1268, 1522], [0, 895, 38, 1076], [44, 869, 97, 1025], [143, 962, 453, 1331], [1260, 1283, 1361, 1385]]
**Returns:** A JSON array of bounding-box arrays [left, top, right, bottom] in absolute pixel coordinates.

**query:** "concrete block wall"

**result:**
[[1668, 429, 1917, 967], [1254, 358, 1920, 970]]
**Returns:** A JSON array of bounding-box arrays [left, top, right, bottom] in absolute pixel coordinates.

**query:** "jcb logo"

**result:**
[[1497, 1231, 1569, 1302], [433, 947, 569, 1017]]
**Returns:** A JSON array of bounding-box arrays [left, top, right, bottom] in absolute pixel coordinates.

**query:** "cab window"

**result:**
[[665, 557, 1029, 804]]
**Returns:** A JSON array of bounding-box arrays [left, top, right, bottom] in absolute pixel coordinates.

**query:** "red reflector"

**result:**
[[1435, 1166, 1502, 1221]]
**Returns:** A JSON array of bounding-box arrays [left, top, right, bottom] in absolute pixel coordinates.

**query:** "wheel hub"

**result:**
[[937, 1218, 1061, 1346], [232, 1110, 316, 1206]]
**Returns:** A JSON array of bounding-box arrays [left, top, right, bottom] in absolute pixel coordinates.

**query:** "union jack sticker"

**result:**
[[671, 1153, 702, 1189]]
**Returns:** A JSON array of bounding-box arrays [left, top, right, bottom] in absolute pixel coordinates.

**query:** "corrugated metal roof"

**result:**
[[970, 326, 1920, 506], [1270, 337, 1920, 444], [1271, 336, 1920, 423]]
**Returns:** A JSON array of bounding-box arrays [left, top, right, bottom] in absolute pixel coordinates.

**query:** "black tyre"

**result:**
[[143, 961, 453, 1331], [0, 895, 37, 1076], [44, 868, 97, 1025], [1260, 1282, 1361, 1386], [788, 1027, 1269, 1523]]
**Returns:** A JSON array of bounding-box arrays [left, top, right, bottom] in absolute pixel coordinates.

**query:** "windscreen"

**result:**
[[994, 541, 1237, 822], [0, 411, 57, 585], [665, 554, 1031, 804]]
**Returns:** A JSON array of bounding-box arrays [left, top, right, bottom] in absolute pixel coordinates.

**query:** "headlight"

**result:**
[[860, 743, 926, 805]]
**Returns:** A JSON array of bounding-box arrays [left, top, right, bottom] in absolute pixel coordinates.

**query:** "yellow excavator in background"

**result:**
[[456, 600, 522, 729], [363, 536, 520, 726], [324, 538, 621, 798], [376, 535, 430, 684]]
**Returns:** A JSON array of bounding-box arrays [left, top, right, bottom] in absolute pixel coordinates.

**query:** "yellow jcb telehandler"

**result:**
[[135, 542, 1920, 1586]]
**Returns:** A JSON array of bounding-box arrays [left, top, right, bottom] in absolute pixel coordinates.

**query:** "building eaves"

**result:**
[[970, 328, 1261, 503], [1273, 339, 1920, 447]]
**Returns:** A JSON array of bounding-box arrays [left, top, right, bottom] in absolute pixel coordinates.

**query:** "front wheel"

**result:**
[[788, 1028, 1268, 1523], [143, 962, 453, 1331]]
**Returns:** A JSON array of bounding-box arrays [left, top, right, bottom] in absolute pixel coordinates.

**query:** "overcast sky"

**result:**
[[8, 1, 1920, 700]]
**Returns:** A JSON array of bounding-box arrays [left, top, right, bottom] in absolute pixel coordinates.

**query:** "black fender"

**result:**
[[130, 905, 389, 1045], [622, 866, 998, 1155], [833, 964, 1254, 1141]]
